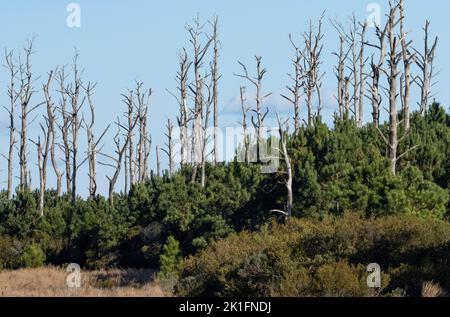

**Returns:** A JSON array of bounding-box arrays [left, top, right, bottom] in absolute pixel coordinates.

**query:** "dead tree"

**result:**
[[271, 113, 293, 219], [365, 22, 387, 127], [209, 16, 221, 164], [239, 86, 251, 164], [32, 132, 49, 216], [186, 15, 213, 181], [234, 56, 271, 163], [281, 34, 306, 135], [101, 118, 134, 207], [385, 2, 402, 175], [200, 77, 213, 188], [357, 22, 368, 128], [399, 0, 415, 131], [301, 13, 325, 127], [123, 89, 136, 189], [3, 50, 19, 199], [168, 48, 192, 167], [33, 71, 55, 215], [85, 82, 110, 199], [162, 119, 175, 177], [156, 145, 161, 178], [331, 20, 352, 120], [377, 1, 418, 176], [66, 52, 85, 203], [135, 83, 152, 183], [18, 37, 44, 191], [43, 69, 63, 197], [56, 67, 72, 194], [414, 21, 438, 116]]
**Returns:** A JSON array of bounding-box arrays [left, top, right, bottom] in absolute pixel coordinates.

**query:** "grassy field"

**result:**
[[0, 267, 169, 297]]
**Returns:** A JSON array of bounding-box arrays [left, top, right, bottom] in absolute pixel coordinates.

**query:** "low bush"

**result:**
[[177, 214, 450, 297]]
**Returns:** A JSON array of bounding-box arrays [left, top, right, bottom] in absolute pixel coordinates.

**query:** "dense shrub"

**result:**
[[177, 214, 450, 297], [21, 243, 46, 268]]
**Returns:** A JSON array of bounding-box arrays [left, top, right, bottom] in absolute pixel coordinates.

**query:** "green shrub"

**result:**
[[21, 243, 46, 268], [159, 236, 184, 279]]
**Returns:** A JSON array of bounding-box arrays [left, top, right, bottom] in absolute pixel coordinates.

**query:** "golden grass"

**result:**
[[422, 281, 447, 298], [0, 267, 170, 297]]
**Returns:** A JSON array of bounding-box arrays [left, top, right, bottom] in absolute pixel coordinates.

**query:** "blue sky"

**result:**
[[0, 0, 449, 196]]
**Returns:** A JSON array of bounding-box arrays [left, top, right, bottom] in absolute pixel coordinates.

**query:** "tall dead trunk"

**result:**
[[365, 22, 387, 128], [162, 119, 175, 177], [414, 21, 438, 116], [85, 83, 109, 199], [282, 35, 305, 135], [18, 38, 43, 191], [235, 56, 271, 163], [210, 16, 220, 165], [43, 69, 63, 197], [271, 114, 293, 220], [399, 0, 414, 131], [186, 15, 213, 182], [135, 83, 152, 183], [56, 67, 72, 195], [386, 3, 401, 176], [239, 86, 251, 164], [172, 49, 191, 167], [4, 50, 19, 199], [156, 145, 161, 178], [67, 52, 84, 203], [358, 22, 368, 128], [299, 13, 325, 127]]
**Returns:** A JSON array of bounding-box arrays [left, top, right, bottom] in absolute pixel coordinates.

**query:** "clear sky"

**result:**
[[0, 0, 449, 197]]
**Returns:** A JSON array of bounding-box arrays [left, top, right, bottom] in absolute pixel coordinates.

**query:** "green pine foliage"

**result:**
[[159, 236, 184, 278]]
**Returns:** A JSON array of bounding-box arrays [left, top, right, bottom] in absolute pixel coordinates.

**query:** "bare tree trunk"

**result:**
[[210, 16, 220, 165], [399, 0, 414, 131], [272, 114, 293, 219], [43, 69, 63, 197], [365, 21, 387, 128], [200, 79, 213, 188], [300, 13, 325, 127], [125, 90, 135, 187], [235, 56, 271, 163], [135, 83, 152, 183], [18, 38, 42, 191], [414, 21, 438, 116], [162, 119, 175, 177], [387, 3, 401, 176], [105, 121, 131, 206], [57, 67, 72, 195], [85, 83, 109, 199], [239, 86, 250, 164], [172, 49, 191, 167], [34, 71, 54, 215], [100, 100, 137, 206], [4, 50, 18, 199], [282, 35, 305, 134], [186, 15, 213, 182], [358, 22, 368, 128], [67, 52, 84, 203], [156, 145, 161, 178]]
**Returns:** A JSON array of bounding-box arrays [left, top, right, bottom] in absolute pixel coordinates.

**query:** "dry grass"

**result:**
[[422, 281, 447, 298], [0, 267, 170, 297]]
